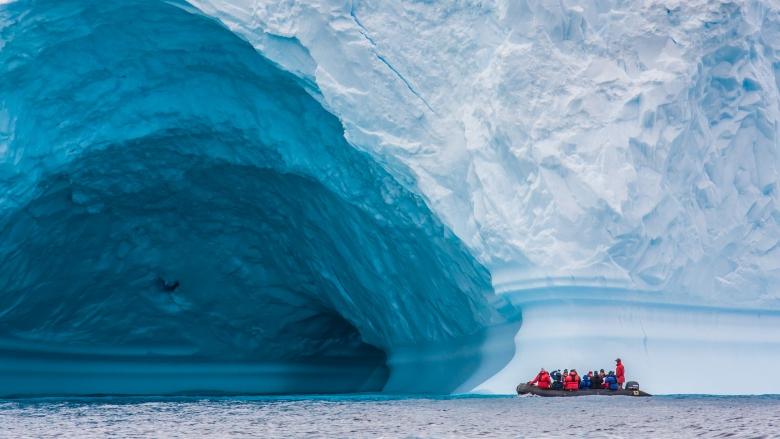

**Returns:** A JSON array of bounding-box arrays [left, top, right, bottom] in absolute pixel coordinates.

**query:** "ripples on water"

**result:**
[[1, 394, 779, 438]]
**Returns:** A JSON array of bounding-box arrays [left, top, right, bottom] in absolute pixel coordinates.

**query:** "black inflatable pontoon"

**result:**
[[516, 383, 651, 397]]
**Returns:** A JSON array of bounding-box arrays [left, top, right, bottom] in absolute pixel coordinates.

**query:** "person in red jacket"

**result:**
[[528, 368, 552, 389], [564, 370, 579, 391], [615, 358, 625, 389]]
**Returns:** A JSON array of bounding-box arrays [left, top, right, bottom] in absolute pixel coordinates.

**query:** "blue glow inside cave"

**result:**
[[0, 0, 515, 396]]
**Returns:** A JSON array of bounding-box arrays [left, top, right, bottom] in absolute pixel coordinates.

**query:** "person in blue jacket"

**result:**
[[580, 372, 592, 389], [604, 371, 618, 390]]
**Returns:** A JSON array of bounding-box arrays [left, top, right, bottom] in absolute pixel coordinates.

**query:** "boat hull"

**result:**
[[516, 384, 651, 397]]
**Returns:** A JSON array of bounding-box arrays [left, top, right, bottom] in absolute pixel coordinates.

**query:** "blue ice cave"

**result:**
[[0, 0, 515, 396]]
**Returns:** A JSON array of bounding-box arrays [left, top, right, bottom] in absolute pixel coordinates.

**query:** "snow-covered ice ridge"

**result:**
[[194, 0, 780, 306]]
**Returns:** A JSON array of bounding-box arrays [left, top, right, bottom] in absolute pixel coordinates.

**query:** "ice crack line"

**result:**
[[349, 4, 436, 114]]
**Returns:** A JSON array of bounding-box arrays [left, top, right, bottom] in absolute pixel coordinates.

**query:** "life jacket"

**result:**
[[580, 376, 591, 389], [564, 373, 579, 391], [538, 372, 551, 389], [616, 363, 625, 383]]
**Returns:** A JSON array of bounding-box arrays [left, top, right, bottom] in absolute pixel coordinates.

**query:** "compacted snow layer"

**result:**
[[0, 0, 516, 396]]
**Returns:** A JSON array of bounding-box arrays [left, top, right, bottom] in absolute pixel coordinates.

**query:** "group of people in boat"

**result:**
[[527, 358, 626, 391]]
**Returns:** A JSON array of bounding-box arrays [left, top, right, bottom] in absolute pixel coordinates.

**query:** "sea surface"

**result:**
[[1, 394, 778, 438]]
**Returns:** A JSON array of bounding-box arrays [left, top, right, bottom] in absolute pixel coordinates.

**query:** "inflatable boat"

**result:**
[[516, 383, 651, 397]]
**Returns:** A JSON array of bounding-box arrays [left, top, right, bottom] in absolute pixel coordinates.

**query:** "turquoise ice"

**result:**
[[0, 0, 516, 396]]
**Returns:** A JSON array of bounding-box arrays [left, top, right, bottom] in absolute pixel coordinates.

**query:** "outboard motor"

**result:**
[[626, 381, 640, 391]]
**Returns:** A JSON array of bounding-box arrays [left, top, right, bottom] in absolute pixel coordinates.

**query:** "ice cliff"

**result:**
[[193, 0, 780, 304], [190, 0, 780, 394], [1, 0, 779, 396]]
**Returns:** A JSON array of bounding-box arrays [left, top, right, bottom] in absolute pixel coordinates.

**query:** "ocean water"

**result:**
[[1, 394, 778, 438]]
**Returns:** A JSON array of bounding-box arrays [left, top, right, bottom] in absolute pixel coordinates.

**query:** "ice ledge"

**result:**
[[476, 285, 780, 395]]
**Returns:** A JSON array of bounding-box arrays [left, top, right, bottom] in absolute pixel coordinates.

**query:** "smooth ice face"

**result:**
[[0, 0, 516, 396], [475, 286, 780, 395]]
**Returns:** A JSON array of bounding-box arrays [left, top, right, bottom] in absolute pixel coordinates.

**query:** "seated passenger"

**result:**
[[604, 371, 618, 391], [580, 372, 591, 389], [590, 371, 603, 389], [527, 368, 552, 389], [564, 370, 579, 391], [550, 370, 564, 390]]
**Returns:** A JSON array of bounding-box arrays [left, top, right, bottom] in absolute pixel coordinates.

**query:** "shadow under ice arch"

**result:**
[[0, 0, 518, 396]]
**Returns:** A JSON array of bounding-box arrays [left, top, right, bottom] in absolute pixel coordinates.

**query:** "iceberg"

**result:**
[[0, 0, 515, 396], [191, 0, 780, 302], [0, 0, 778, 396], [185, 0, 780, 394]]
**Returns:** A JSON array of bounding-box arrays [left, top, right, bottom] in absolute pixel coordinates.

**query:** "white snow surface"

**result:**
[[193, 0, 780, 308]]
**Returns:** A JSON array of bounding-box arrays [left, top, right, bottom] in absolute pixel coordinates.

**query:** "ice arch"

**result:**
[[0, 0, 515, 396], [188, 0, 780, 395]]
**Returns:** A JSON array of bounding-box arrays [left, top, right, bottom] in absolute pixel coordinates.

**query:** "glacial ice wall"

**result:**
[[1, 0, 779, 396], [193, 0, 780, 305], [188, 0, 780, 393], [0, 0, 516, 396]]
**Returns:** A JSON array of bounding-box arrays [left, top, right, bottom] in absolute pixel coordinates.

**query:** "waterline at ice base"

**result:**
[[1, 0, 779, 397]]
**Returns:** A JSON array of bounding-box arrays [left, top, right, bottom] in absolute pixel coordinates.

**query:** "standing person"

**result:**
[[528, 368, 552, 389], [615, 358, 625, 389]]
